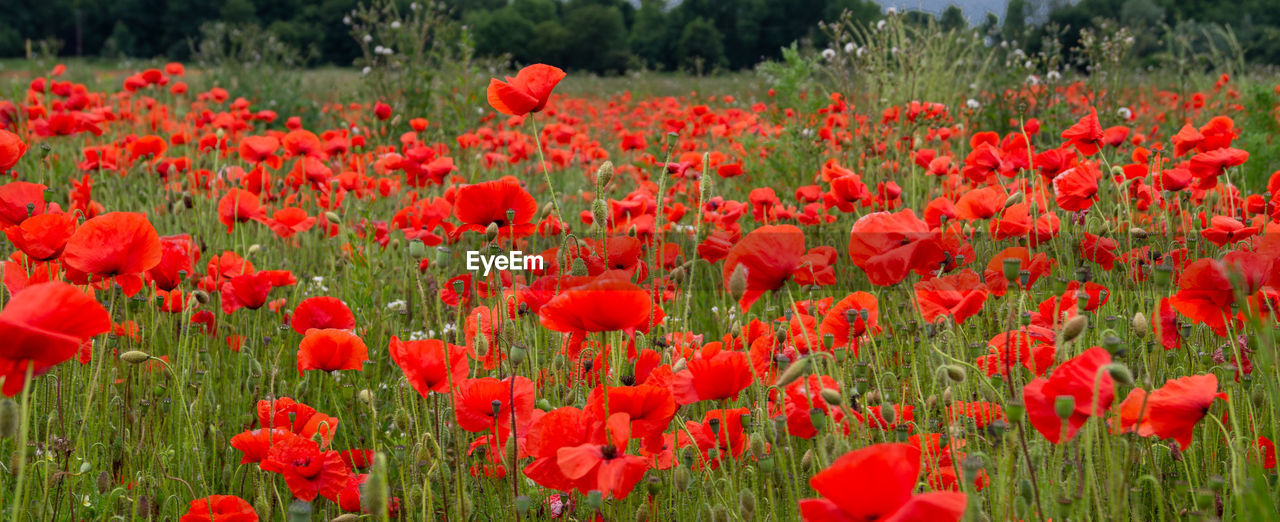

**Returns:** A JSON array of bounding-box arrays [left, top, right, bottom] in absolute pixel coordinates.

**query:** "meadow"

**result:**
[[2, 13, 1280, 522]]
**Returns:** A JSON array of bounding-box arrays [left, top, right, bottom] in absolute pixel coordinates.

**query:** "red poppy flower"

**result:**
[[983, 247, 1052, 296], [555, 412, 650, 499], [583, 384, 676, 447], [217, 189, 266, 233], [148, 234, 199, 291], [1079, 232, 1119, 271], [1052, 161, 1101, 212], [1061, 107, 1104, 156], [290, 296, 355, 334], [486, 64, 566, 116], [976, 326, 1056, 377], [1188, 148, 1248, 188], [783, 375, 848, 439], [1144, 374, 1227, 450], [452, 177, 538, 239], [1023, 347, 1114, 443], [61, 211, 162, 296], [230, 428, 298, 464], [1201, 216, 1257, 247], [179, 494, 258, 522], [221, 270, 294, 314], [255, 397, 338, 446], [539, 273, 660, 334], [388, 336, 469, 397], [0, 282, 111, 395], [523, 407, 597, 492], [1168, 258, 1237, 336], [4, 210, 75, 261], [452, 376, 535, 434], [262, 207, 317, 239], [914, 269, 989, 325], [848, 209, 944, 286], [238, 135, 280, 164], [799, 442, 967, 522], [722, 224, 806, 311], [0, 129, 27, 174], [817, 291, 880, 352], [0, 181, 48, 227], [259, 436, 350, 502], [671, 349, 754, 405], [955, 186, 1005, 221], [297, 328, 368, 375]]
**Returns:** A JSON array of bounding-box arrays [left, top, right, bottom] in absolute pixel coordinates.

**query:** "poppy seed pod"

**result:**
[[1054, 395, 1076, 420], [1061, 315, 1088, 343], [1003, 257, 1021, 281], [408, 239, 426, 258], [570, 258, 588, 276], [120, 350, 152, 364], [880, 403, 897, 424]]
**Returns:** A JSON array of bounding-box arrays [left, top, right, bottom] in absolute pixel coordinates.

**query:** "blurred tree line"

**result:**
[[3, 0, 1279, 72]]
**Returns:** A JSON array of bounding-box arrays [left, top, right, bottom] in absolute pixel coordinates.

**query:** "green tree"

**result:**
[[528, 20, 571, 66], [630, 0, 671, 70], [221, 0, 258, 25], [562, 4, 629, 73], [677, 16, 726, 72], [468, 8, 536, 63], [940, 5, 967, 31], [1002, 0, 1027, 45]]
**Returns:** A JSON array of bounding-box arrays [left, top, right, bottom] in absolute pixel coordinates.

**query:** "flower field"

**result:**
[[1, 49, 1279, 521]]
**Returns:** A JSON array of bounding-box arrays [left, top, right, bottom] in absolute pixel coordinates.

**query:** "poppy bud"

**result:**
[[247, 244, 261, 257], [570, 258, 588, 276], [95, 470, 111, 493], [944, 364, 966, 382], [325, 211, 341, 224], [673, 466, 691, 490], [728, 264, 748, 301], [801, 449, 815, 471], [775, 356, 811, 387], [670, 265, 686, 285], [1129, 227, 1148, 239], [137, 495, 152, 519], [1107, 363, 1134, 386], [739, 489, 757, 516], [880, 403, 897, 425], [591, 199, 608, 225], [120, 350, 151, 364], [509, 345, 527, 366], [358, 389, 374, 405], [192, 289, 210, 304], [0, 399, 15, 438], [1131, 313, 1148, 338], [485, 222, 499, 241], [710, 506, 730, 522], [749, 432, 767, 457], [635, 504, 650, 522], [1054, 395, 1076, 420], [596, 160, 614, 189], [942, 387, 953, 406], [1003, 190, 1023, 208], [1061, 315, 1088, 343], [330, 515, 359, 522], [864, 389, 881, 406], [819, 388, 843, 406]]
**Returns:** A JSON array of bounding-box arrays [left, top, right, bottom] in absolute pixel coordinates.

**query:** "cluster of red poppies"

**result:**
[[0, 61, 1275, 520]]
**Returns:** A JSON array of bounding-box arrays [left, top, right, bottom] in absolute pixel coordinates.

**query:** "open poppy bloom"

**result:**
[[914, 270, 989, 325], [0, 181, 48, 227], [670, 348, 754, 405], [539, 273, 661, 335], [296, 328, 368, 374], [1023, 347, 1115, 443], [0, 129, 27, 174], [555, 412, 651, 499], [0, 282, 111, 395], [290, 296, 355, 334], [61, 211, 162, 297], [817, 292, 880, 352], [452, 376, 535, 435], [1061, 107, 1104, 156], [848, 209, 944, 286], [486, 64, 566, 116], [258, 435, 350, 502], [179, 494, 258, 522], [388, 336, 469, 396], [451, 177, 538, 239], [799, 442, 967, 521], [255, 397, 339, 447], [4, 210, 76, 261], [1116, 373, 1226, 450], [1168, 258, 1238, 336]]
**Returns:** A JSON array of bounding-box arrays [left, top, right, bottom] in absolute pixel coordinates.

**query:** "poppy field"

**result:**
[[2, 37, 1280, 522]]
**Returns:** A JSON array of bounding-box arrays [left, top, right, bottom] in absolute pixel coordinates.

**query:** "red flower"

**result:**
[[297, 328, 368, 375], [0, 129, 27, 174], [1168, 258, 1237, 336], [259, 436, 350, 502], [1140, 374, 1226, 450], [799, 442, 967, 522], [817, 292, 880, 352], [388, 336, 469, 396], [255, 397, 339, 447], [290, 296, 355, 334], [848, 209, 944, 286], [983, 246, 1052, 296], [451, 177, 538, 239], [914, 269, 989, 325], [148, 234, 200, 291], [486, 64, 566, 116], [671, 349, 754, 405], [1200, 216, 1257, 247], [179, 495, 258, 522], [539, 273, 660, 334], [221, 271, 294, 314], [218, 189, 266, 233], [262, 207, 317, 239], [1052, 161, 1101, 212], [452, 376, 535, 434], [230, 428, 297, 464], [1023, 347, 1115, 443], [0, 181, 48, 227], [722, 224, 806, 311], [238, 136, 280, 164], [0, 282, 111, 395], [583, 384, 676, 446], [555, 412, 650, 499], [4, 210, 76, 261], [523, 407, 597, 492], [1061, 107, 1104, 156]]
